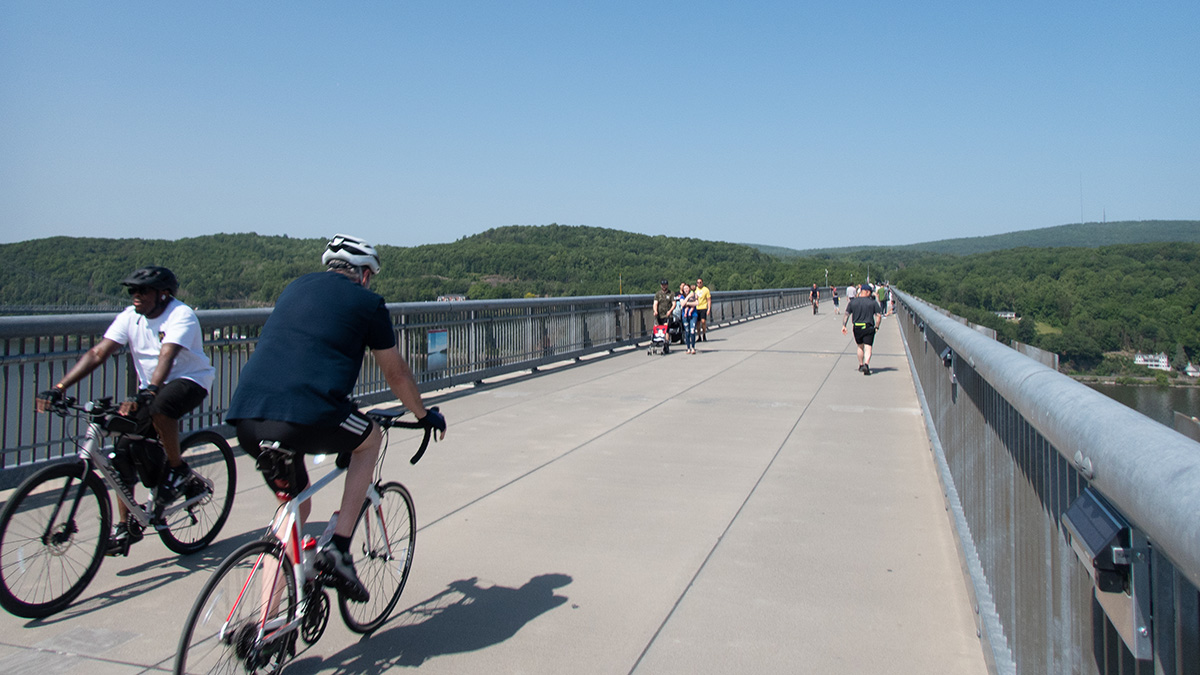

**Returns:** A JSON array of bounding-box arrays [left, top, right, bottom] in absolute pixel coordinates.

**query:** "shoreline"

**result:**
[[1070, 374, 1200, 388]]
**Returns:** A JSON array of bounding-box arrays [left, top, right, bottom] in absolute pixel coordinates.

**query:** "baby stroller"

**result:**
[[668, 316, 683, 345], [648, 323, 671, 355]]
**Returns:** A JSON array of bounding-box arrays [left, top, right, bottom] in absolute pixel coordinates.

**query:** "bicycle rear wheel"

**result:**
[[175, 539, 297, 675], [337, 481, 416, 633], [158, 431, 236, 554], [0, 461, 111, 618]]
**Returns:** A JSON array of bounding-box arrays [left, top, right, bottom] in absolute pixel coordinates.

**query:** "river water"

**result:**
[[1085, 382, 1200, 428]]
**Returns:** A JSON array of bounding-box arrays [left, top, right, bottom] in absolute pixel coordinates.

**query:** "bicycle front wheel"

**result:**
[[338, 481, 416, 633], [175, 539, 297, 675], [159, 431, 236, 555], [0, 461, 112, 618]]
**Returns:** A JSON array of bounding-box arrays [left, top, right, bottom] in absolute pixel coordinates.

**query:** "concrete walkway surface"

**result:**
[[0, 306, 987, 674]]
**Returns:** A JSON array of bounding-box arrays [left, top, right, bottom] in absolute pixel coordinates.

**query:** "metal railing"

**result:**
[[896, 289, 1200, 675], [1, 288, 810, 483]]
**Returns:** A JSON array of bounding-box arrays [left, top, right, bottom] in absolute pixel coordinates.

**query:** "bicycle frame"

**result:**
[[64, 416, 211, 532], [230, 462, 389, 649], [176, 407, 432, 672]]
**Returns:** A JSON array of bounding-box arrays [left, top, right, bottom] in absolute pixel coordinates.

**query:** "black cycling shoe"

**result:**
[[863, 365, 872, 376], [316, 546, 369, 603], [106, 519, 145, 557], [158, 461, 192, 498], [153, 462, 201, 522], [183, 472, 209, 500]]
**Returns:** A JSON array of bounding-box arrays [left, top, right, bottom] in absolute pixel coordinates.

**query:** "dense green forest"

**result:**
[[887, 243, 1200, 371], [0, 226, 854, 307], [3, 223, 1198, 372]]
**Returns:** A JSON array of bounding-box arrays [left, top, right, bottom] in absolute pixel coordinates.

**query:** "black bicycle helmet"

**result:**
[[121, 266, 179, 294]]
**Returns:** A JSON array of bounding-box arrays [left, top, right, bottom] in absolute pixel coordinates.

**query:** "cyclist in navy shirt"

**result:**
[[227, 234, 446, 602]]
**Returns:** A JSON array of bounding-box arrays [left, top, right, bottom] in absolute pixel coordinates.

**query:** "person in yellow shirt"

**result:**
[[694, 277, 712, 342]]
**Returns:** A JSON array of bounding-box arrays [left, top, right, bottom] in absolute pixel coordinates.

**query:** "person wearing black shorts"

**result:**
[[226, 234, 446, 602], [841, 283, 883, 375], [36, 265, 215, 555], [694, 277, 711, 342]]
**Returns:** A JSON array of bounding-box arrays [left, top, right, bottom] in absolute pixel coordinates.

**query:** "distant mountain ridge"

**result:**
[[753, 220, 1200, 257], [3, 220, 1196, 310], [0, 225, 826, 308]]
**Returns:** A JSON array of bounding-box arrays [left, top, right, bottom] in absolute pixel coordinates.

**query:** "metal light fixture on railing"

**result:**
[[1061, 487, 1152, 660], [940, 347, 952, 367]]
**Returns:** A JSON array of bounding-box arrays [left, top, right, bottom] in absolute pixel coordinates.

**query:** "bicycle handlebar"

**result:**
[[44, 395, 119, 418], [364, 406, 439, 465], [50, 395, 440, 463]]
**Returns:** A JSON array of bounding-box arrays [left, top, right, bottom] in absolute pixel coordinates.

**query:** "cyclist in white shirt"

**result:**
[[37, 266, 215, 554]]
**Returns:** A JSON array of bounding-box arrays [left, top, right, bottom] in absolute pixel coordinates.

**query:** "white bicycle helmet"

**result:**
[[322, 233, 381, 274]]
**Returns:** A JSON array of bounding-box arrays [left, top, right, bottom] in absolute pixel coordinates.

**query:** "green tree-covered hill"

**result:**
[[889, 242, 1200, 370], [0, 226, 848, 308], [4, 224, 1198, 372]]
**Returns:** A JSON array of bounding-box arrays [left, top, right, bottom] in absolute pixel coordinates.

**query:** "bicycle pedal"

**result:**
[[104, 536, 135, 557], [104, 541, 131, 557]]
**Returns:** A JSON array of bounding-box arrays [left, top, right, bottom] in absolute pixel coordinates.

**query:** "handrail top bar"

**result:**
[[383, 288, 801, 312], [897, 288, 1200, 589], [0, 288, 805, 338]]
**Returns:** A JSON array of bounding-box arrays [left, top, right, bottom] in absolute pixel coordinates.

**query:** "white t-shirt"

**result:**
[[846, 286, 855, 299], [103, 299, 215, 391]]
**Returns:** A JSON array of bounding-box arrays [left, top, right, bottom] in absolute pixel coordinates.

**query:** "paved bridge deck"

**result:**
[[0, 307, 987, 674]]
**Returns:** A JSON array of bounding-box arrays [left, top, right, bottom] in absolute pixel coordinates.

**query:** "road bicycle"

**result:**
[[174, 407, 435, 675], [0, 396, 236, 619]]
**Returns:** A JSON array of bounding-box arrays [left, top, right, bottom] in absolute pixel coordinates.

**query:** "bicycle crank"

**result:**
[[301, 586, 330, 645]]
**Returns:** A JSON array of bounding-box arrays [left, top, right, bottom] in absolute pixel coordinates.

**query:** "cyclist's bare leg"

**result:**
[[258, 497, 310, 621], [152, 413, 184, 468], [335, 424, 381, 539]]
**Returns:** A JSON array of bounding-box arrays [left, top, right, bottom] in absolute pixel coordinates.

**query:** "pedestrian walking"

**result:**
[[842, 283, 883, 375]]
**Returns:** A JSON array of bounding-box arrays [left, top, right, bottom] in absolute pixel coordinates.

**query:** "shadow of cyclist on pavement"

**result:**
[[20, 528, 264, 627], [290, 573, 572, 673]]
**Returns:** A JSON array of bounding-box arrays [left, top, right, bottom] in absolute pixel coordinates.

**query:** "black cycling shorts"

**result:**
[[129, 378, 208, 438], [235, 412, 374, 495], [148, 379, 208, 419], [852, 325, 877, 346]]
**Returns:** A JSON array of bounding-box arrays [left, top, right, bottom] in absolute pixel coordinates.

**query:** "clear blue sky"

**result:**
[[1, 1, 1196, 250]]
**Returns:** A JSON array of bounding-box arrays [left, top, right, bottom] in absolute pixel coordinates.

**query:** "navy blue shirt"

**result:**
[[226, 272, 396, 426]]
